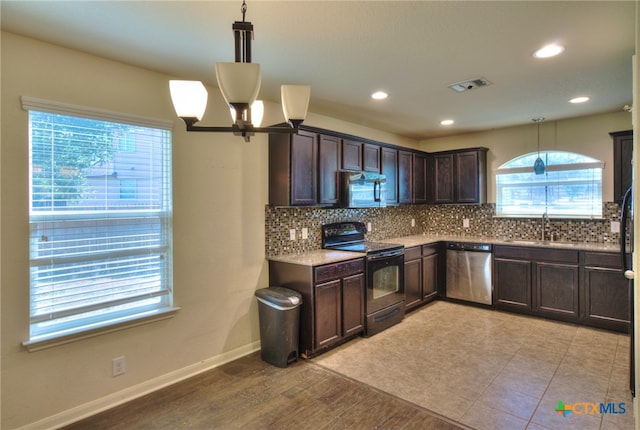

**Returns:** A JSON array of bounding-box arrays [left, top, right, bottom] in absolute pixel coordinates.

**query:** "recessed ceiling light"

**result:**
[[440, 119, 454, 126], [569, 96, 590, 104], [371, 91, 388, 100], [533, 43, 565, 59]]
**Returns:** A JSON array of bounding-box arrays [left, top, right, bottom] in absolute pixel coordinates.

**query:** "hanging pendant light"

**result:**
[[533, 117, 546, 175]]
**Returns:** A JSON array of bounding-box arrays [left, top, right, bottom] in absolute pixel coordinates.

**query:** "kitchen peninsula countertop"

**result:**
[[268, 235, 620, 266]]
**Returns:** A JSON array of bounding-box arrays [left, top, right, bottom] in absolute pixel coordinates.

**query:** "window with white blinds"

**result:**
[[26, 100, 173, 343], [495, 151, 603, 218]]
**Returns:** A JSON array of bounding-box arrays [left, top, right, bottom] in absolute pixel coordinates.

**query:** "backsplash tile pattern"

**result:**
[[265, 202, 622, 257]]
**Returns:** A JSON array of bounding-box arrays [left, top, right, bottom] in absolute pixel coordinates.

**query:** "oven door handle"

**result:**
[[367, 249, 404, 260]]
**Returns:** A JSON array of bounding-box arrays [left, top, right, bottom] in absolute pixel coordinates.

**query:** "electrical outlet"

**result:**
[[112, 356, 126, 377], [611, 221, 621, 233], [289, 229, 296, 241], [411, 219, 415, 227], [463, 218, 470, 228], [301, 227, 308, 240], [367, 222, 372, 232]]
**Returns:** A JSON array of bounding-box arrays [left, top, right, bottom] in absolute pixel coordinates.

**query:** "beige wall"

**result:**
[[419, 112, 632, 203]]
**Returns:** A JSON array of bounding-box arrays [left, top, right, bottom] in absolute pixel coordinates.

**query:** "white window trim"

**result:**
[[21, 96, 174, 130]]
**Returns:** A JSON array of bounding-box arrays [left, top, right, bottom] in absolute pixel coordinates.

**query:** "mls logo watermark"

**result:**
[[555, 400, 627, 417]]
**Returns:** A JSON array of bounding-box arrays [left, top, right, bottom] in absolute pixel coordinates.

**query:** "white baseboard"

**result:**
[[17, 341, 261, 430]]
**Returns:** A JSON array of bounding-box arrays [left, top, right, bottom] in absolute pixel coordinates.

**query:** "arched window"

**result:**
[[495, 151, 603, 218]]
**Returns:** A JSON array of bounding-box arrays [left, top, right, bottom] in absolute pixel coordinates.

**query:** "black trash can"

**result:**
[[255, 287, 302, 368]]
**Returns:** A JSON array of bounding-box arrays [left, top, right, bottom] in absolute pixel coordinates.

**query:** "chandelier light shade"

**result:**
[[215, 62, 261, 118], [533, 117, 546, 175], [169, 0, 310, 141], [282, 85, 311, 127], [169, 80, 208, 120]]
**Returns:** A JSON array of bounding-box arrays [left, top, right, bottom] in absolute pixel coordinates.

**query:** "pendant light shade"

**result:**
[[169, 80, 208, 121], [533, 117, 546, 175], [281, 85, 311, 127]]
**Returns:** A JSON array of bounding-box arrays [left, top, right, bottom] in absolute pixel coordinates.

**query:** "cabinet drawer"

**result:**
[[404, 246, 422, 261], [315, 258, 365, 283], [494, 245, 578, 264], [422, 244, 439, 257], [583, 252, 622, 269]]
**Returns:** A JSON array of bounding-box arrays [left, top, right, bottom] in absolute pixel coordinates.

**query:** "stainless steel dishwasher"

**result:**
[[445, 242, 493, 305]]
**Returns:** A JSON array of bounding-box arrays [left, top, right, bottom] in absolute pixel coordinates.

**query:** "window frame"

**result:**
[[21, 96, 178, 351]]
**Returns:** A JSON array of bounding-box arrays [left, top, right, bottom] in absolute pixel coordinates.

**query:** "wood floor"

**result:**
[[62, 352, 467, 429]]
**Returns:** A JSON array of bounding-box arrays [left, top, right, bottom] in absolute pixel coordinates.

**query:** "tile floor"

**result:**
[[313, 301, 635, 430]]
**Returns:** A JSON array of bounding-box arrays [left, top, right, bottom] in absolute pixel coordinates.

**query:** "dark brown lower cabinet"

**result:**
[[581, 252, 631, 333], [269, 258, 365, 357], [495, 246, 629, 332], [534, 261, 579, 321], [495, 258, 532, 311], [494, 246, 580, 324], [404, 244, 440, 311]]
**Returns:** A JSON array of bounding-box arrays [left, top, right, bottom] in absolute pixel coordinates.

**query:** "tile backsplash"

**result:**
[[265, 203, 622, 257]]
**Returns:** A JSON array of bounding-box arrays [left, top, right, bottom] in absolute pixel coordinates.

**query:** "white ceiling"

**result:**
[[1, 1, 635, 139]]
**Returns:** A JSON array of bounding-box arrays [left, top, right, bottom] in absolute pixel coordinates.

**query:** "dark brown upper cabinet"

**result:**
[[381, 147, 398, 205], [398, 150, 413, 204], [611, 130, 633, 204], [429, 148, 487, 204], [318, 134, 341, 205], [341, 139, 363, 171], [363, 143, 381, 172], [269, 130, 318, 206], [413, 153, 428, 204]]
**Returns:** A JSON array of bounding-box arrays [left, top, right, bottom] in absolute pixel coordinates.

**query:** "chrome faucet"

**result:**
[[541, 212, 548, 242]]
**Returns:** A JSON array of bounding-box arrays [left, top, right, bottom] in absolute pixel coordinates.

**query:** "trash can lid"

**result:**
[[255, 286, 302, 309]]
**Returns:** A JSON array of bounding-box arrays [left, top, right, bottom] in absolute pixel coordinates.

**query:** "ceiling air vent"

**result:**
[[448, 77, 492, 93]]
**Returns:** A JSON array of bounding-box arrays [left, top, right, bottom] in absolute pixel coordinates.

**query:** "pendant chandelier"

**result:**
[[533, 117, 546, 175], [169, 1, 311, 142]]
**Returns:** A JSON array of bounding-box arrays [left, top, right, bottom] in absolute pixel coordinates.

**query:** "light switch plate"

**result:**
[[367, 222, 372, 232], [289, 229, 297, 241], [301, 228, 308, 239], [463, 218, 470, 228]]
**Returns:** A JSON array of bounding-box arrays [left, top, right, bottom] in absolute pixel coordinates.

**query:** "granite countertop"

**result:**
[[268, 235, 620, 266], [268, 249, 366, 266], [380, 234, 620, 253]]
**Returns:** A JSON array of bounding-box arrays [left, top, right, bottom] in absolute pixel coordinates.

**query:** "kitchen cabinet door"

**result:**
[[404, 255, 422, 309], [495, 258, 532, 312], [611, 130, 633, 203], [456, 151, 481, 203], [290, 131, 318, 205], [318, 134, 340, 205], [581, 251, 631, 333], [315, 279, 342, 350], [342, 273, 365, 336], [431, 153, 455, 203], [363, 143, 381, 172], [381, 147, 398, 205], [421, 252, 439, 301], [533, 262, 579, 322], [398, 150, 413, 204], [413, 153, 428, 204], [342, 139, 363, 171]]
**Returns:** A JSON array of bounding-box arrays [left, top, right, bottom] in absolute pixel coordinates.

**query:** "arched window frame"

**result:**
[[495, 151, 604, 218]]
